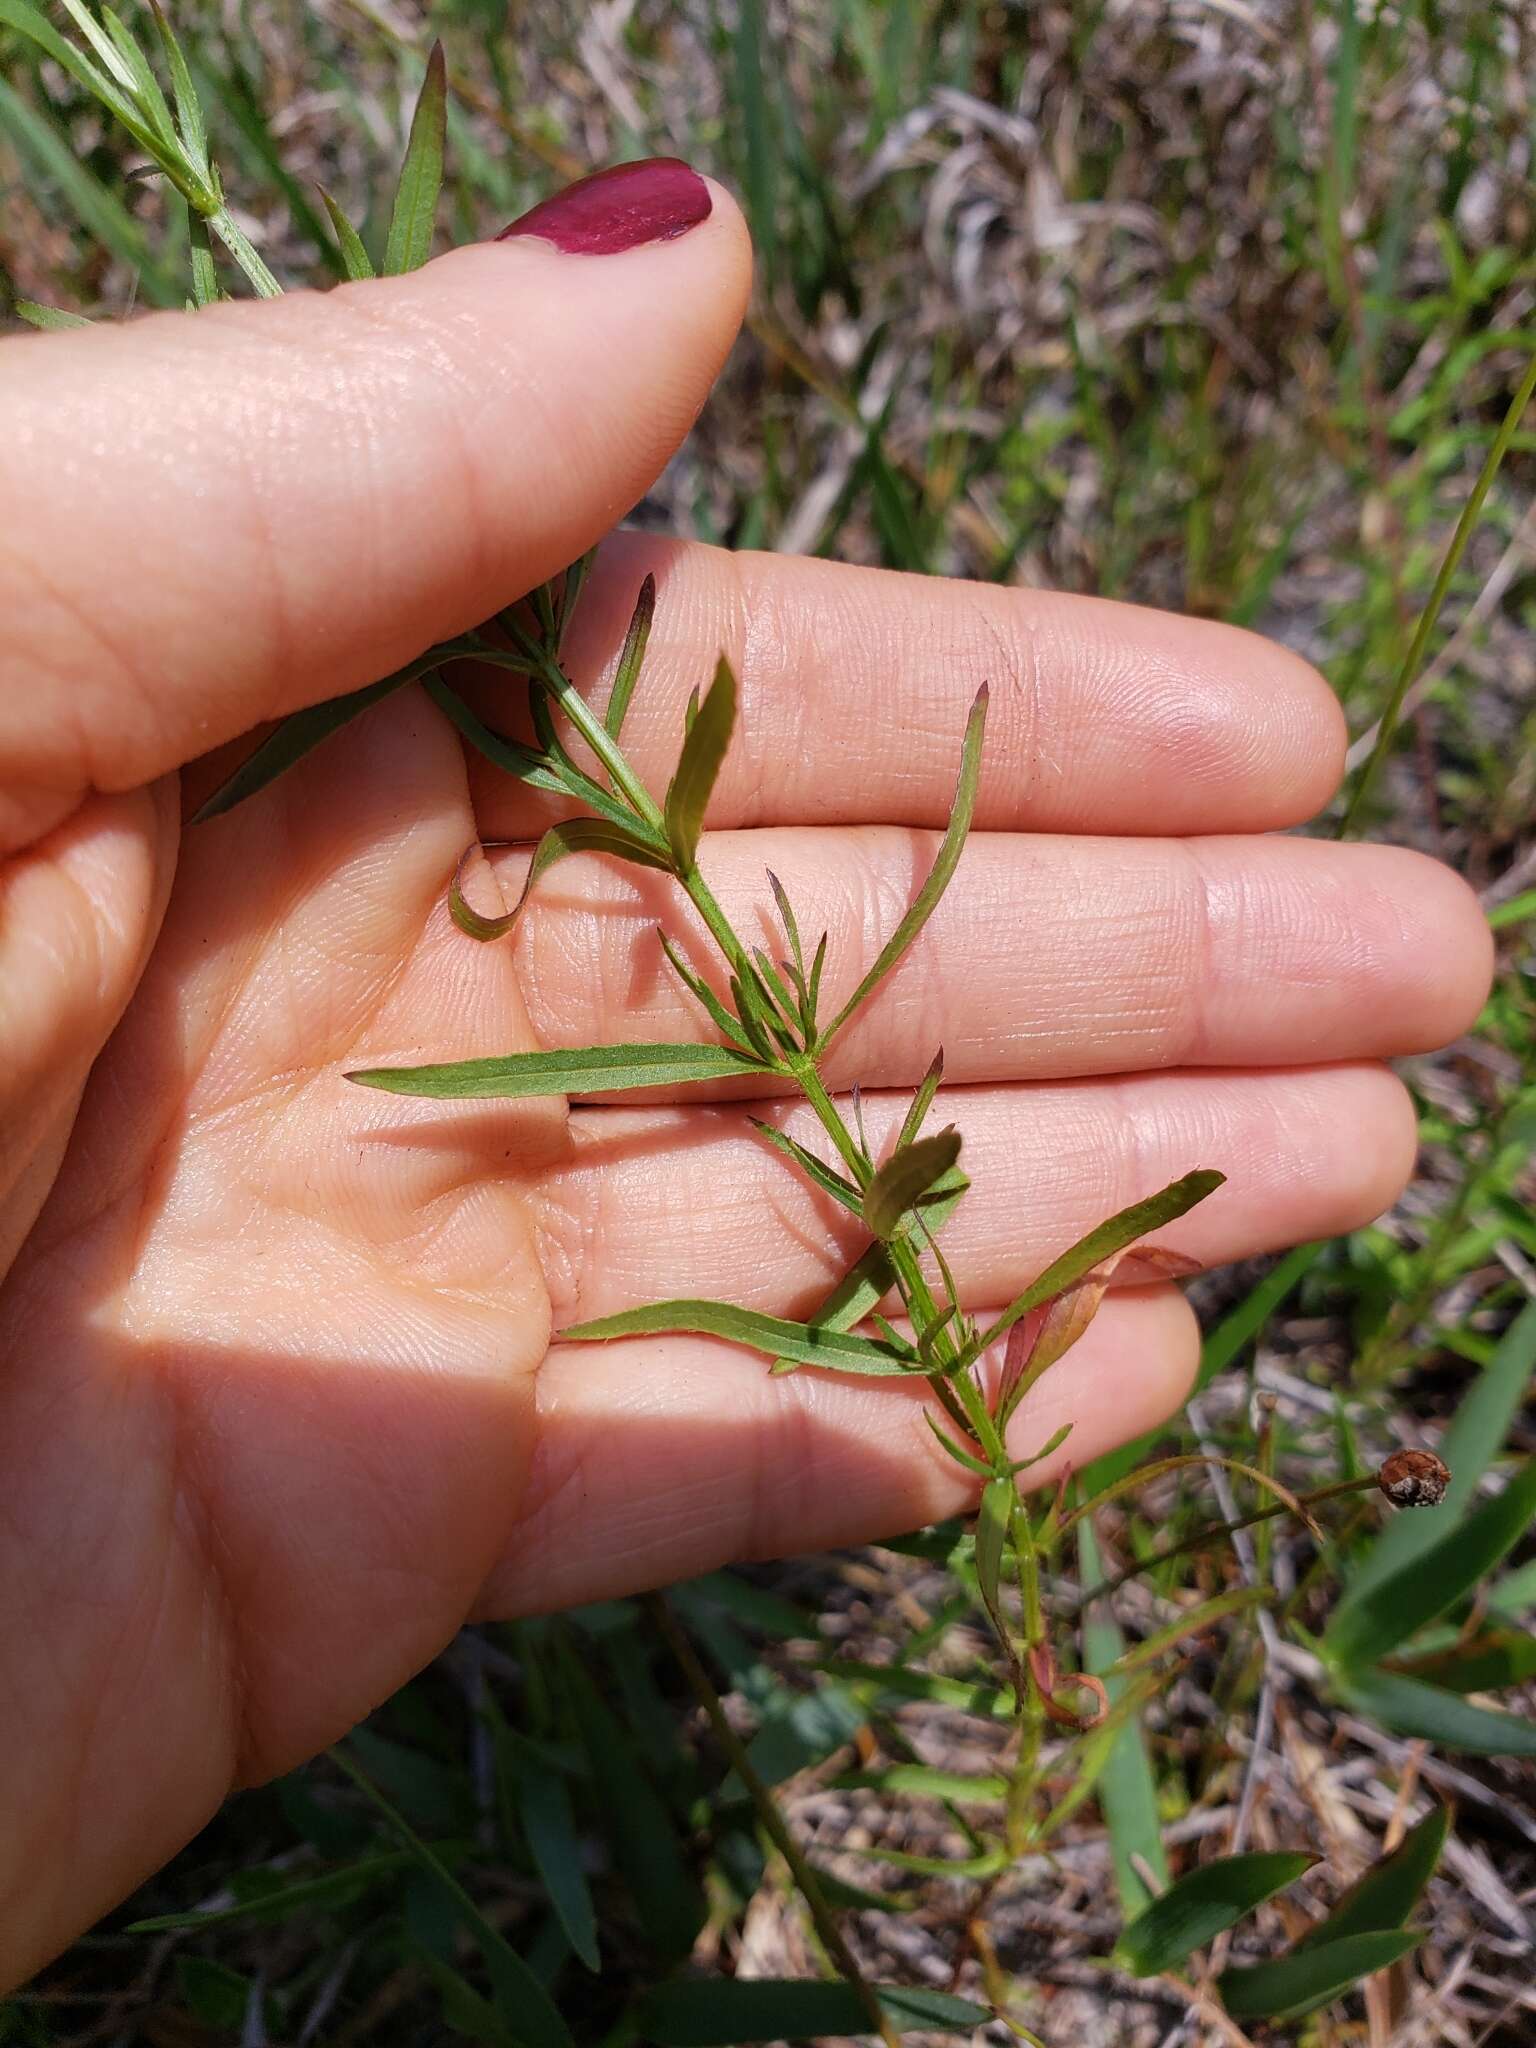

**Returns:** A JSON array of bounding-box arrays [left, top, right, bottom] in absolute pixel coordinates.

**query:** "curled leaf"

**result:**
[[448, 818, 672, 944]]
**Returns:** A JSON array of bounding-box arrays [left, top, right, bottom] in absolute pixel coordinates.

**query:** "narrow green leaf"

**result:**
[[490, 1716, 600, 1972], [384, 39, 447, 274], [349, 1041, 768, 1101], [412, 1943, 510, 2045], [746, 1119, 862, 1212], [319, 184, 376, 281], [1115, 1852, 1316, 1977], [839, 1764, 1007, 1804], [191, 641, 484, 822], [330, 1747, 574, 2048], [0, 0, 115, 97], [554, 1637, 704, 1963], [126, 1852, 415, 1932], [604, 573, 656, 738], [1219, 1930, 1423, 2024], [99, 10, 175, 141], [820, 1657, 1011, 1721], [635, 1977, 988, 2043], [818, 685, 987, 1051], [766, 869, 805, 983], [974, 1474, 1014, 1618], [664, 656, 737, 871], [1107, 1585, 1269, 1677], [1195, 1241, 1325, 1392], [1325, 1461, 1536, 1671], [925, 1410, 994, 1478], [12, 297, 93, 329], [896, 1047, 945, 1151], [449, 818, 672, 944], [805, 928, 829, 1026], [0, 73, 179, 305], [863, 1126, 962, 1239], [1332, 1665, 1536, 1756], [1392, 1628, 1536, 1694], [146, 0, 211, 178], [1296, 1807, 1448, 1951], [966, 1169, 1224, 1364], [769, 1167, 971, 1373], [560, 1297, 919, 1376], [1340, 1301, 1536, 1607], [422, 679, 579, 804], [1077, 1517, 1166, 1916], [657, 931, 759, 1054]]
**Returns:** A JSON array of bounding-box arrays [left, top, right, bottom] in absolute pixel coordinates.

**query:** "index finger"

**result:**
[[467, 530, 1346, 836]]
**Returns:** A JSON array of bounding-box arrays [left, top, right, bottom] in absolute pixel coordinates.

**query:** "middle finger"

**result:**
[[502, 827, 1488, 1093]]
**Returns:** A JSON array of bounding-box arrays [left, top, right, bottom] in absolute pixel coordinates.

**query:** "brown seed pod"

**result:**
[[1378, 1447, 1451, 1509]]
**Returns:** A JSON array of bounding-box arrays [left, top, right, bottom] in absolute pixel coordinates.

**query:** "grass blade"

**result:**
[[1337, 1301, 1536, 1607], [1295, 1806, 1448, 1950], [330, 1746, 574, 2048], [560, 1297, 919, 1376], [1114, 1852, 1315, 1977], [604, 573, 656, 738], [1331, 1666, 1536, 1756], [664, 655, 737, 871], [1077, 1517, 1167, 1916], [818, 686, 987, 1052], [1219, 1930, 1423, 2025], [553, 1636, 704, 1964], [383, 39, 446, 274], [488, 1712, 600, 1973], [0, 72, 179, 305], [348, 1041, 768, 1100]]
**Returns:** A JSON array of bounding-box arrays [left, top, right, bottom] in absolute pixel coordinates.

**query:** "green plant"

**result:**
[[6, 5, 1536, 2042]]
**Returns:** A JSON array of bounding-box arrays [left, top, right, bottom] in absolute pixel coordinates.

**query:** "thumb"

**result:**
[[0, 159, 751, 851]]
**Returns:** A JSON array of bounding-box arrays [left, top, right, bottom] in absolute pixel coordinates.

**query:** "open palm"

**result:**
[[0, 199, 1490, 1983]]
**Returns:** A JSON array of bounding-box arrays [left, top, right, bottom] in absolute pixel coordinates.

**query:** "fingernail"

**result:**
[[496, 157, 711, 255]]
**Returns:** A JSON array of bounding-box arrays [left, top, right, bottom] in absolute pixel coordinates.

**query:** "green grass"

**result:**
[[2, 2, 1534, 2041]]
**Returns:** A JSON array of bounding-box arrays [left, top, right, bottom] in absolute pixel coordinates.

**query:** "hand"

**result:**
[[0, 170, 1491, 1983]]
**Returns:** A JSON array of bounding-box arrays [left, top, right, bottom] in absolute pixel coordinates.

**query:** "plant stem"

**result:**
[[208, 206, 282, 297], [644, 1594, 902, 2048]]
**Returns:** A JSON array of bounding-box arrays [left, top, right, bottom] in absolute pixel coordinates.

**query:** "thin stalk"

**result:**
[[1057, 1452, 1326, 1546], [504, 638, 663, 827], [1068, 1474, 1380, 1609], [644, 1594, 901, 2048], [1340, 347, 1536, 834]]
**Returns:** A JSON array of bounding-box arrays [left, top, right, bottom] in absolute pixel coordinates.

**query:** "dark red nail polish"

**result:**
[[496, 157, 711, 255]]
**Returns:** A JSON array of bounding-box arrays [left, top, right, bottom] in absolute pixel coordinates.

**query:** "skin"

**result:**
[[0, 185, 1493, 1984]]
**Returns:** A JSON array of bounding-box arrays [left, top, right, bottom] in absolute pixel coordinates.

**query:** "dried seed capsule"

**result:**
[[1378, 1448, 1451, 1509]]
